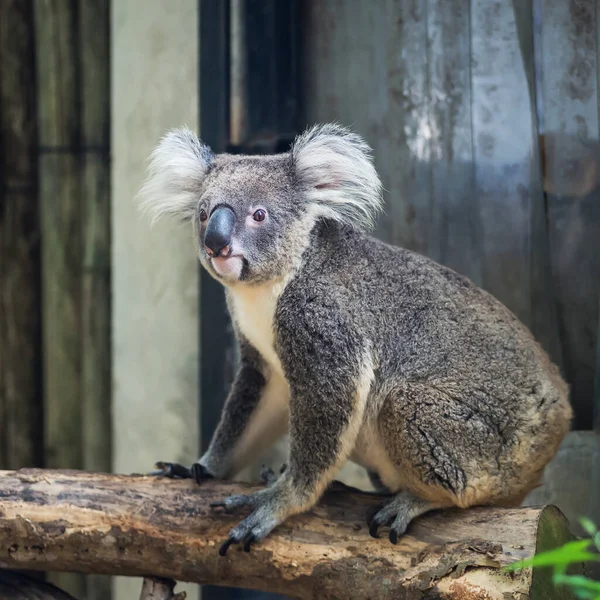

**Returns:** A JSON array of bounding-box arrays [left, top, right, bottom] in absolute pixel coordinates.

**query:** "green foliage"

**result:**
[[505, 518, 600, 599]]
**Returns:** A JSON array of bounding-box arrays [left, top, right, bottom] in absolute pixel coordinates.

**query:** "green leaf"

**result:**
[[554, 562, 568, 576], [580, 518, 598, 537], [504, 539, 600, 571], [553, 574, 600, 593], [574, 592, 597, 600], [570, 591, 599, 600]]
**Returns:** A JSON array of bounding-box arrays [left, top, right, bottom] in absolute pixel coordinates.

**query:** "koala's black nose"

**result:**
[[204, 206, 236, 257]]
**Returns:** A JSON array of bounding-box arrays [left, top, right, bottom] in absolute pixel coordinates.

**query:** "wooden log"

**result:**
[[139, 577, 186, 600], [0, 469, 573, 600], [0, 570, 76, 600], [0, 0, 42, 470]]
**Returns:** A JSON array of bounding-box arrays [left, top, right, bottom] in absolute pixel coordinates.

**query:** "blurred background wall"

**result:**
[[111, 1, 200, 599], [0, 1, 599, 599]]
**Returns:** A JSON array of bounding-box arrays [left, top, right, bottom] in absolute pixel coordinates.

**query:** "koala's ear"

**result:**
[[137, 127, 214, 223], [290, 123, 383, 230]]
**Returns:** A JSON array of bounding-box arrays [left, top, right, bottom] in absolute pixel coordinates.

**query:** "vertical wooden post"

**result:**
[[35, 0, 82, 472], [427, 0, 479, 285], [199, 0, 232, 453], [511, 0, 564, 374], [80, 2, 111, 599], [0, 0, 42, 470], [79, 0, 111, 482], [34, 0, 84, 597]]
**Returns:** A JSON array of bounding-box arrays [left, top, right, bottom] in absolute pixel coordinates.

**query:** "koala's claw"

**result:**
[[368, 519, 381, 539], [190, 463, 212, 483], [218, 511, 278, 556], [259, 466, 277, 486], [210, 492, 258, 514], [150, 461, 212, 484], [367, 491, 437, 545], [368, 504, 409, 542], [150, 461, 192, 478], [259, 463, 287, 486], [213, 487, 282, 556], [368, 505, 393, 539], [369, 521, 378, 538], [243, 533, 256, 552], [218, 536, 237, 556], [218, 531, 257, 556]]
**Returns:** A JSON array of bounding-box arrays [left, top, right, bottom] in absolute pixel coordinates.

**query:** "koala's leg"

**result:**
[[211, 339, 373, 555], [152, 345, 289, 483], [198, 371, 289, 479], [367, 470, 391, 494], [368, 490, 446, 544]]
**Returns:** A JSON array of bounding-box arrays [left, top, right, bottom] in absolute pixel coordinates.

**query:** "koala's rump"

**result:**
[[298, 226, 572, 507]]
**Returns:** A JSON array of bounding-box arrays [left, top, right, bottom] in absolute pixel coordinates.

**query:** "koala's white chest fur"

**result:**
[[228, 280, 287, 378]]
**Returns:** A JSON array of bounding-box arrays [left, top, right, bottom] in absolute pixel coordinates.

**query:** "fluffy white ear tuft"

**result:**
[[290, 123, 383, 230], [137, 127, 213, 223]]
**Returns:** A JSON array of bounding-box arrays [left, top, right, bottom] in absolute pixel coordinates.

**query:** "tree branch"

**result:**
[[0, 569, 77, 600], [0, 469, 571, 599], [138, 577, 186, 600]]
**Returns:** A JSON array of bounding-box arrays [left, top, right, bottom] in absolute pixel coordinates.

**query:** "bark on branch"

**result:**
[[0, 469, 571, 599]]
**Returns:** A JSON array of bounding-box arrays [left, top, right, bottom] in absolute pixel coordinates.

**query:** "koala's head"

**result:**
[[138, 123, 383, 285]]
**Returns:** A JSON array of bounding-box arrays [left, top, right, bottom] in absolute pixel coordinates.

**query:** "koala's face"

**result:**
[[197, 155, 304, 284], [139, 124, 383, 286]]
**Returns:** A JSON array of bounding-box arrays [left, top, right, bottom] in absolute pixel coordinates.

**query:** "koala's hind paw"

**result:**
[[211, 486, 285, 556], [149, 461, 212, 484], [368, 491, 438, 544], [217, 509, 280, 556], [210, 491, 262, 514]]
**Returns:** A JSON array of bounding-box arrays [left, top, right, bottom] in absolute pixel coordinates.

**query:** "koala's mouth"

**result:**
[[211, 254, 244, 279]]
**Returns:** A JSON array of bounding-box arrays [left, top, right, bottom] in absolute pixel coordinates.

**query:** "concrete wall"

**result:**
[[111, 2, 200, 599]]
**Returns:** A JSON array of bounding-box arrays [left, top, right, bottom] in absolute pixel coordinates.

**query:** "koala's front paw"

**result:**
[[149, 461, 213, 484], [259, 462, 287, 486], [211, 486, 284, 556]]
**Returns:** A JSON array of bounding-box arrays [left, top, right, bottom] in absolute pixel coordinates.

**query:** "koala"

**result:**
[[138, 123, 572, 555]]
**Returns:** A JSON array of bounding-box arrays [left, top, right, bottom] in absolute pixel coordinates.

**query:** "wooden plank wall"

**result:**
[[43, 0, 110, 592], [79, 4, 111, 598], [80, 0, 111, 484], [0, 0, 42, 470], [300, 0, 600, 430], [35, 0, 83, 488], [537, 0, 600, 432], [0, 0, 112, 598]]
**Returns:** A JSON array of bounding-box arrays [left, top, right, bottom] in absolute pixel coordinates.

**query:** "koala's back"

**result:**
[[283, 221, 572, 507], [295, 222, 558, 386]]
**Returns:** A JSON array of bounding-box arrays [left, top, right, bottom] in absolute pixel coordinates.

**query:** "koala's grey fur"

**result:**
[[139, 123, 572, 554]]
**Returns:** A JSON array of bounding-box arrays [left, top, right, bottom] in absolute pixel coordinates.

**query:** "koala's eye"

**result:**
[[199, 208, 208, 222], [253, 209, 267, 222]]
